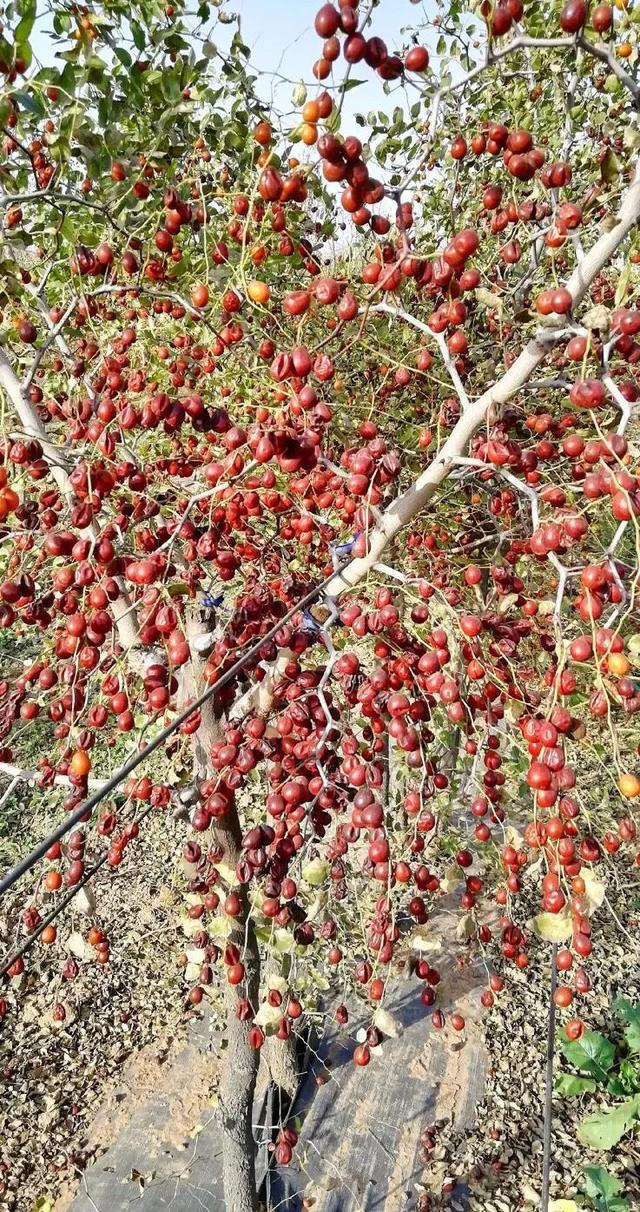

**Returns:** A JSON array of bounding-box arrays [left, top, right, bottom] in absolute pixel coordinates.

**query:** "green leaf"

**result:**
[[601, 148, 620, 184], [59, 215, 77, 244], [556, 1073, 598, 1097], [293, 80, 306, 106], [14, 0, 37, 67], [607, 1077, 631, 1098], [614, 999, 640, 1055], [161, 72, 181, 102], [561, 1031, 616, 1081], [12, 89, 45, 116], [53, 11, 71, 34], [578, 1095, 640, 1151], [58, 62, 80, 94], [274, 928, 295, 953], [131, 21, 146, 51], [253, 925, 273, 945], [619, 1060, 640, 1091], [623, 122, 640, 152], [583, 1165, 630, 1212]]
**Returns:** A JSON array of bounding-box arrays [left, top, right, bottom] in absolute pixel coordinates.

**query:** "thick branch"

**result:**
[[326, 160, 640, 599], [182, 607, 260, 1212], [229, 648, 295, 723], [578, 33, 640, 102], [0, 345, 70, 480]]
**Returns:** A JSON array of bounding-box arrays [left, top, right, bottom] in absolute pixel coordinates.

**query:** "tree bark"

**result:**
[[263, 1031, 300, 1098], [182, 609, 302, 1207], [183, 608, 261, 1212], [261, 949, 301, 1099], [218, 937, 261, 1212]]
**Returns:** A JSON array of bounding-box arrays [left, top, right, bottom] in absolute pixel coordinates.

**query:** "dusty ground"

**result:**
[[0, 811, 193, 1212]]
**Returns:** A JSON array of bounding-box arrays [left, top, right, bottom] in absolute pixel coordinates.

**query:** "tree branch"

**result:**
[[0, 761, 107, 791], [371, 302, 470, 409], [578, 33, 640, 102], [0, 187, 128, 236], [325, 159, 640, 599], [0, 342, 142, 658]]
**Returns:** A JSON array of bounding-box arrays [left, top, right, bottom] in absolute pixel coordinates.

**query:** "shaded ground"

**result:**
[[266, 957, 485, 1212], [63, 907, 487, 1212]]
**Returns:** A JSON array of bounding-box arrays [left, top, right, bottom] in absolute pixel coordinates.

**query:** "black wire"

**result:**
[[0, 563, 346, 901], [0, 806, 154, 977]]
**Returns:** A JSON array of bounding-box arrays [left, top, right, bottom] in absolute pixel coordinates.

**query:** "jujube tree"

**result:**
[[0, 0, 640, 1208]]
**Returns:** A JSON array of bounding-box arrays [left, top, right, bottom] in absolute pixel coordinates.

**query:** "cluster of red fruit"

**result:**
[[305, 3, 429, 233], [486, 0, 613, 41], [172, 556, 591, 1038], [313, 3, 428, 79], [2, 101, 55, 192]]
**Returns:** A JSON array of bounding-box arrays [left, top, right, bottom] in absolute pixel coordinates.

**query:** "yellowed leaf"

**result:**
[[582, 869, 606, 917], [266, 973, 288, 994], [627, 633, 640, 660], [302, 858, 329, 887], [410, 928, 443, 954], [533, 908, 573, 942], [504, 825, 524, 850], [212, 861, 237, 886], [373, 1007, 403, 1038], [456, 913, 475, 941], [440, 864, 462, 893], [254, 1001, 282, 1029]]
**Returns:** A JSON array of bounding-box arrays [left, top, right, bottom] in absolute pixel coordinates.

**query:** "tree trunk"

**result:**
[[182, 606, 261, 1211], [218, 933, 261, 1212], [263, 1031, 300, 1099]]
